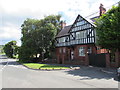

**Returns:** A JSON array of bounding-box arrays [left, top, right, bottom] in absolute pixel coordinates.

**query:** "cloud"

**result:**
[[0, 23, 21, 46], [0, 0, 119, 46]]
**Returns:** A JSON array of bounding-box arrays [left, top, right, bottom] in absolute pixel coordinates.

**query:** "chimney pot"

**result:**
[[99, 3, 106, 16], [61, 21, 66, 30]]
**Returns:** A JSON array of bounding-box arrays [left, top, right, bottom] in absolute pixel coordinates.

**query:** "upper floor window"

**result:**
[[77, 20, 84, 26], [59, 37, 66, 43], [91, 30, 94, 36], [76, 31, 87, 39], [76, 32, 80, 39]]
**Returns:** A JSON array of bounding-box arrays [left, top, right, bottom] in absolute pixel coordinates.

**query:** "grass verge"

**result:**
[[23, 63, 70, 70]]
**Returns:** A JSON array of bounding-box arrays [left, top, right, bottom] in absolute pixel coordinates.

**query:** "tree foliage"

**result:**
[[95, 3, 120, 52], [0, 45, 4, 54], [19, 15, 61, 62], [3, 41, 19, 58]]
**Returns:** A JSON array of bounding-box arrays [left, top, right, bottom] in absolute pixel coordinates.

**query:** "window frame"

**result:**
[[63, 48, 66, 53], [79, 47, 85, 56], [59, 48, 62, 53], [88, 47, 92, 53]]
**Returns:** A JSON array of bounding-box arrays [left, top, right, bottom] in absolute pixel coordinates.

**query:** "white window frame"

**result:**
[[59, 48, 62, 53], [79, 47, 85, 56], [63, 48, 66, 53], [88, 47, 92, 53]]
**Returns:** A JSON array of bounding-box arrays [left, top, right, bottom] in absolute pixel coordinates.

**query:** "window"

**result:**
[[79, 47, 85, 56], [92, 37, 94, 42], [91, 30, 94, 36], [84, 31, 87, 38], [63, 48, 66, 53], [59, 48, 62, 53], [79, 27, 81, 30], [74, 27, 77, 31], [76, 32, 80, 39], [88, 47, 92, 53], [59, 37, 66, 43], [76, 31, 87, 40], [70, 34, 73, 40], [72, 28, 75, 32]]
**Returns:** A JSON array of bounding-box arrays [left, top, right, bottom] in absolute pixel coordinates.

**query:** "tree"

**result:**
[[95, 3, 120, 52], [3, 41, 19, 58], [19, 15, 62, 62], [0, 45, 4, 54], [19, 19, 39, 61]]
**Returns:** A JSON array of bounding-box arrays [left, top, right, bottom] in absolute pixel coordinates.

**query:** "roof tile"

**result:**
[[56, 25, 71, 38]]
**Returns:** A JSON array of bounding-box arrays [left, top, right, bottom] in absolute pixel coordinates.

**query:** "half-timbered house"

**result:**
[[56, 14, 97, 65], [55, 4, 120, 67]]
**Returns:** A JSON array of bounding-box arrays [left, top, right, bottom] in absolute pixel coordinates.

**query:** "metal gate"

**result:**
[[88, 53, 106, 67]]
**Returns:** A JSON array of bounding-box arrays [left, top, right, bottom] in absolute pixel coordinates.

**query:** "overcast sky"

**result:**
[[0, 0, 119, 46]]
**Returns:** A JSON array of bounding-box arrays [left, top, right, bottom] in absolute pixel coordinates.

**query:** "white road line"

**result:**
[[0, 59, 9, 71], [1, 59, 27, 70], [8, 65, 27, 69]]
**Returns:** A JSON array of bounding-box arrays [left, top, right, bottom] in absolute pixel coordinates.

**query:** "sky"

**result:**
[[0, 0, 119, 46]]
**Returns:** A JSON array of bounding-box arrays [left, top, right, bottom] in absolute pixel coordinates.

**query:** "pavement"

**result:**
[[45, 63, 117, 74], [0, 56, 119, 88], [100, 68, 117, 74]]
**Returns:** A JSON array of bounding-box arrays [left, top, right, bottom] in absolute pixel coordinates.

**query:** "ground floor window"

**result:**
[[79, 47, 85, 56], [59, 48, 62, 53], [71, 51, 74, 60], [88, 47, 92, 53], [63, 48, 66, 53]]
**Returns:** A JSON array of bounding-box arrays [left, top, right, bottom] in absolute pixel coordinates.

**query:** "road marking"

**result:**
[[0, 58, 27, 70], [0, 59, 9, 71], [8, 65, 27, 69]]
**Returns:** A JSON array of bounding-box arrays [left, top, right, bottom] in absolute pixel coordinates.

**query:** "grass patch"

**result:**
[[13, 54, 19, 59], [23, 63, 70, 70], [0, 53, 5, 55]]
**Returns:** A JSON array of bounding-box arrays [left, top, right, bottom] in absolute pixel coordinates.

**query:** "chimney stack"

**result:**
[[99, 4, 106, 16], [61, 21, 66, 30]]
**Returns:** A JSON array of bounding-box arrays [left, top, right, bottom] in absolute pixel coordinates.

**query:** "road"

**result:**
[[0, 55, 119, 88]]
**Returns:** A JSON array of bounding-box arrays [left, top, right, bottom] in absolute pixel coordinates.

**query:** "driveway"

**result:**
[[0, 57, 119, 88]]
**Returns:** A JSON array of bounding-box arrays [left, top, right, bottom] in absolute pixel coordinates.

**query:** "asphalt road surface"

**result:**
[[0, 55, 119, 88]]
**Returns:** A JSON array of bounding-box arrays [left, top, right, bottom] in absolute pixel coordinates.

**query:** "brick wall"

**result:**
[[75, 44, 96, 65], [56, 47, 70, 64], [105, 51, 120, 68], [56, 44, 96, 65], [106, 53, 110, 68], [56, 45, 120, 68], [115, 51, 120, 67]]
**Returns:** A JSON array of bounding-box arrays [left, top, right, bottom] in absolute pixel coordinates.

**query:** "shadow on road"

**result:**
[[64, 66, 117, 80]]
